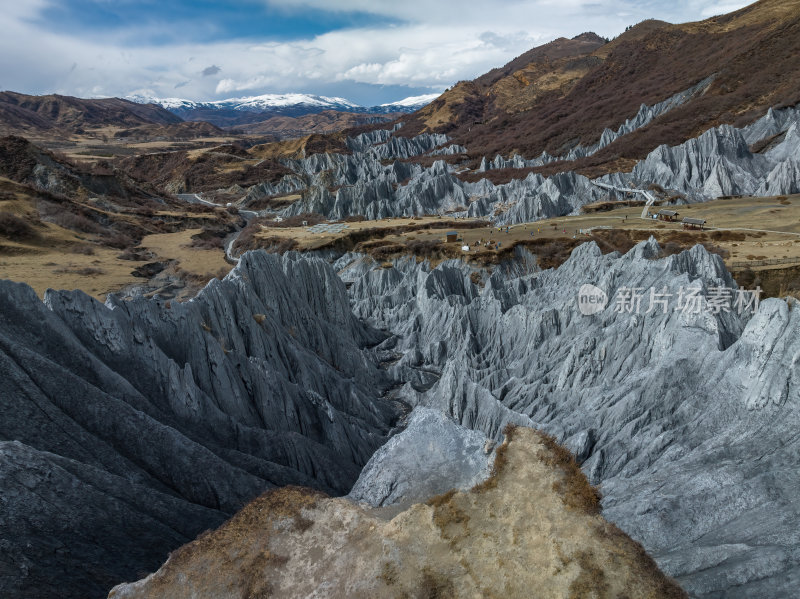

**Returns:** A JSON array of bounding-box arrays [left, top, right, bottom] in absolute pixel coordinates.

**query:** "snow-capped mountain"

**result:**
[[125, 92, 439, 127], [219, 93, 361, 112], [379, 93, 441, 109], [125, 95, 201, 111], [126, 93, 360, 112]]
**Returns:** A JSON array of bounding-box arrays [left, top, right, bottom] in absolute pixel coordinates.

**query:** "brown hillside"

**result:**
[[0, 136, 229, 246], [248, 131, 351, 160], [0, 91, 182, 135], [402, 0, 800, 176], [0, 136, 243, 299], [474, 32, 607, 90], [237, 109, 400, 138], [117, 145, 294, 194], [112, 121, 225, 141], [0, 135, 159, 203], [414, 33, 606, 133]]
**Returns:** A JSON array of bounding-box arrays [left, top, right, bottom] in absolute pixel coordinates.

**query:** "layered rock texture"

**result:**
[[0, 251, 401, 598], [109, 424, 686, 599], [4, 238, 800, 597], [242, 100, 800, 226], [603, 104, 800, 200], [337, 239, 800, 598]]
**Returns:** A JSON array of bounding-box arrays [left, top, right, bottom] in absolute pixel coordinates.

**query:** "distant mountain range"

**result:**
[[0, 90, 439, 137], [126, 92, 440, 127]]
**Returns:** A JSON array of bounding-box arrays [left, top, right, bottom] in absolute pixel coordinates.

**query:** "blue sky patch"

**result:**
[[34, 0, 403, 45]]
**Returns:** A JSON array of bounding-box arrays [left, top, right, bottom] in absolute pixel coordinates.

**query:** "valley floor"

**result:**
[[4, 192, 800, 301]]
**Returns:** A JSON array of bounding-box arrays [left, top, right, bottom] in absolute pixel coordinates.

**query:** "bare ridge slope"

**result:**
[[407, 0, 800, 174], [0, 91, 182, 134]]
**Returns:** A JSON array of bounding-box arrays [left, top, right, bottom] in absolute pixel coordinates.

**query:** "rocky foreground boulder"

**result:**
[[347, 407, 495, 508], [108, 423, 686, 599]]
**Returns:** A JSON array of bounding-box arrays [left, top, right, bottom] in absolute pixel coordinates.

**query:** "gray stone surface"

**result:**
[[348, 407, 494, 507], [429, 143, 467, 156], [4, 240, 800, 598], [241, 174, 305, 207], [339, 240, 800, 598], [742, 104, 800, 145], [602, 105, 800, 200], [0, 251, 401, 598]]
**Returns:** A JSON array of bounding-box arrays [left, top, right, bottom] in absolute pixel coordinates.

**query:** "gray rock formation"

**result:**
[[344, 124, 403, 152], [347, 407, 494, 507], [247, 121, 613, 223], [280, 150, 607, 222], [534, 100, 794, 211], [478, 76, 715, 172], [368, 132, 449, 161], [345, 127, 395, 152], [241, 173, 305, 206], [429, 143, 467, 156], [338, 240, 799, 598], [619, 124, 769, 198], [472, 170, 606, 224], [742, 104, 800, 145], [755, 122, 800, 195], [239, 127, 441, 214], [763, 120, 800, 163], [252, 100, 800, 225], [603, 104, 800, 200], [6, 100, 800, 599], [0, 251, 401, 598], [4, 240, 800, 598], [758, 157, 800, 196]]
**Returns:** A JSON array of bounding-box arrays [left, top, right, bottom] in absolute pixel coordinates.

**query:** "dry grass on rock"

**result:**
[[110, 427, 686, 599]]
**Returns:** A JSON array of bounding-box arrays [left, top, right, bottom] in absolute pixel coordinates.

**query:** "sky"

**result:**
[[0, 0, 752, 105]]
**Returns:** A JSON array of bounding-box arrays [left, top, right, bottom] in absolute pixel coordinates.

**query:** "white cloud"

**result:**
[[0, 1, 757, 103], [698, 1, 750, 18]]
